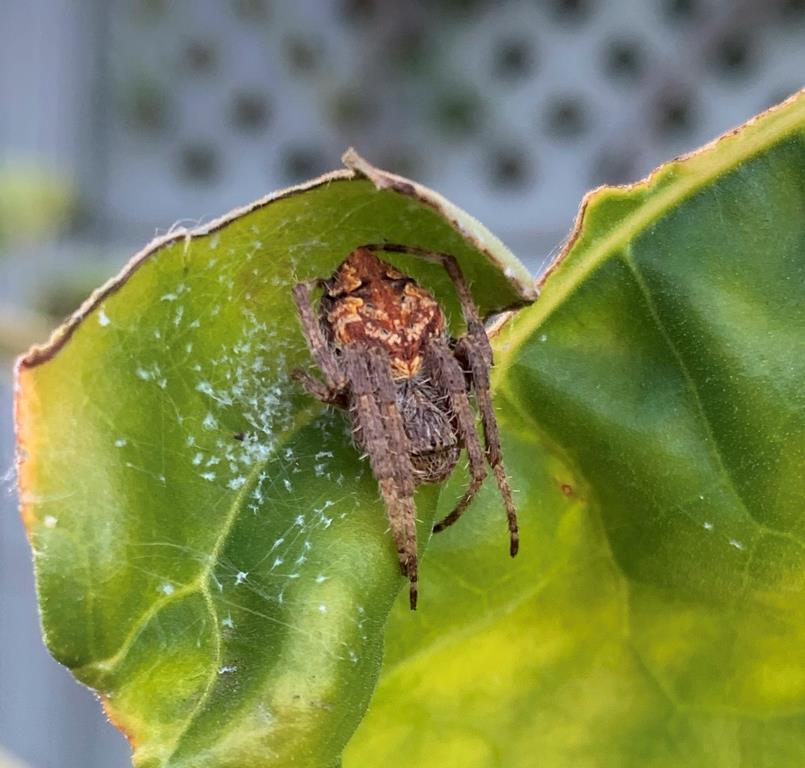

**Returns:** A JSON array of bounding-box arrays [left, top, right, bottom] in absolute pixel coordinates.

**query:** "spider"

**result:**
[[291, 243, 519, 609]]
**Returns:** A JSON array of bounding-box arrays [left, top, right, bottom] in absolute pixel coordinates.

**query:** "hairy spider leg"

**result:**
[[292, 280, 346, 397], [455, 336, 519, 556], [360, 243, 519, 557], [344, 347, 420, 610], [425, 339, 488, 527]]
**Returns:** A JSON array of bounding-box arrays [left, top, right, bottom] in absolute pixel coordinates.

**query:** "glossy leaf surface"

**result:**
[[345, 92, 805, 767], [15, 159, 533, 768]]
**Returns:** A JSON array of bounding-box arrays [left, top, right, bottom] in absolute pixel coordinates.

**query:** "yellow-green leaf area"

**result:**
[[345, 92, 805, 767]]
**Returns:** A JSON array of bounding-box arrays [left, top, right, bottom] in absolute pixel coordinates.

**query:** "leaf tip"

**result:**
[[342, 147, 417, 197]]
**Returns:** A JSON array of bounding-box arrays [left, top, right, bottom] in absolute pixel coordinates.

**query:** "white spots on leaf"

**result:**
[[160, 292, 178, 302], [222, 614, 234, 629], [703, 521, 713, 531], [348, 649, 359, 664], [115, 438, 127, 448], [272, 557, 284, 569], [318, 604, 328, 614], [218, 665, 237, 675], [43, 515, 58, 528], [202, 412, 218, 430], [135, 362, 167, 389], [228, 475, 246, 490], [192, 452, 204, 466], [256, 702, 276, 726], [160, 583, 175, 595], [283, 478, 293, 492], [729, 538, 745, 551], [539, 333, 548, 343], [98, 309, 111, 327], [235, 571, 248, 585], [294, 515, 305, 527], [315, 574, 328, 584], [201, 471, 216, 482]]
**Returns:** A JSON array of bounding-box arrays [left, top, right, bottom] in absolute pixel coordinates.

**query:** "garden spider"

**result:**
[[292, 244, 518, 609]]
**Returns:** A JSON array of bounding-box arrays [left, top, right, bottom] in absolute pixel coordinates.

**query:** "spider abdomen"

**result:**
[[398, 380, 460, 484]]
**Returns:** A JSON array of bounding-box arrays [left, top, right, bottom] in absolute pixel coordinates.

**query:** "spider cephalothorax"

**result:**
[[292, 244, 519, 609]]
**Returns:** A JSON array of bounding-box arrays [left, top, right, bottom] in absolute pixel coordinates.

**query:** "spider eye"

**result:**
[[389, 277, 413, 291]]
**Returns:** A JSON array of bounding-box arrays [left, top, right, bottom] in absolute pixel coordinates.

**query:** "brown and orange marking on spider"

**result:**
[[323, 248, 445, 379]]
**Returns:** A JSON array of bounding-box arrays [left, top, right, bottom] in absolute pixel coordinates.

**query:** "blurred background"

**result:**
[[1, 1, 803, 765]]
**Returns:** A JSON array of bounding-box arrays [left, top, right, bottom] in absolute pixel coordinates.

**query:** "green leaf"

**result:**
[[345, 92, 805, 766], [15, 153, 533, 768]]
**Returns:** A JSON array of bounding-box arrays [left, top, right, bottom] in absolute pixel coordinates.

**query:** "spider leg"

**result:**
[[456, 336, 519, 557], [426, 339, 488, 535], [343, 347, 420, 609], [290, 370, 348, 407], [292, 279, 346, 391]]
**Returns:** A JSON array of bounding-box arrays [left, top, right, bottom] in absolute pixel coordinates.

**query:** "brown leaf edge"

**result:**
[[540, 87, 805, 291], [489, 86, 805, 342], [16, 149, 536, 373]]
